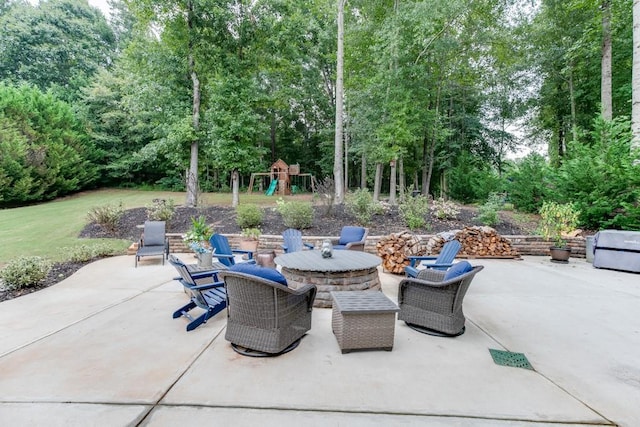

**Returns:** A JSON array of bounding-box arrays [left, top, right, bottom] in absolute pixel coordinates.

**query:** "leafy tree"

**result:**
[[0, 0, 116, 102], [0, 83, 97, 205]]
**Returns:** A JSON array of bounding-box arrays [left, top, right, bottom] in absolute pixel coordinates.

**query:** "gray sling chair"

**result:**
[[135, 221, 169, 267]]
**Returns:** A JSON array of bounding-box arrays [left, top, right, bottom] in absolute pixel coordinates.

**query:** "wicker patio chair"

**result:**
[[219, 266, 317, 357], [398, 262, 484, 337]]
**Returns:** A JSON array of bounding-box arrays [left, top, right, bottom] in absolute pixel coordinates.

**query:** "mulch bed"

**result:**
[[1, 203, 536, 302]]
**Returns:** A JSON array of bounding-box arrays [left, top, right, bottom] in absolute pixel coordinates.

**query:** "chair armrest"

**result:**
[[231, 249, 254, 260], [344, 241, 365, 251], [407, 255, 437, 268], [281, 244, 288, 252], [303, 242, 314, 250], [191, 280, 225, 291], [423, 262, 454, 270]]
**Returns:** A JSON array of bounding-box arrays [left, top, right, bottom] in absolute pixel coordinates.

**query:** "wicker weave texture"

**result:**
[[220, 271, 316, 354], [331, 292, 399, 353], [398, 266, 484, 336]]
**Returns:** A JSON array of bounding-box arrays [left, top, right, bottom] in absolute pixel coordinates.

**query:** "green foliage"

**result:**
[[67, 243, 120, 263], [430, 198, 460, 220], [241, 227, 261, 240], [275, 199, 314, 230], [476, 193, 503, 226], [235, 204, 264, 228], [0, 83, 98, 206], [1, 256, 52, 290], [183, 216, 212, 244], [146, 198, 176, 222], [0, 0, 117, 101], [506, 153, 549, 213], [538, 201, 580, 247], [398, 194, 430, 230], [448, 153, 504, 204], [550, 117, 640, 230], [344, 188, 380, 226], [87, 202, 124, 233]]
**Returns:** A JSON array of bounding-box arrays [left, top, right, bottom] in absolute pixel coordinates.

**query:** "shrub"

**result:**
[[476, 193, 503, 226], [235, 203, 263, 228], [315, 176, 335, 216], [398, 194, 430, 230], [146, 198, 176, 222], [87, 202, 124, 233], [430, 198, 460, 220], [276, 198, 314, 229], [344, 188, 381, 225], [1, 256, 52, 290], [67, 243, 119, 263], [538, 201, 580, 247]]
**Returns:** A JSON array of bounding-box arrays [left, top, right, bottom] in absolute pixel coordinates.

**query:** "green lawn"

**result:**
[[0, 189, 295, 265]]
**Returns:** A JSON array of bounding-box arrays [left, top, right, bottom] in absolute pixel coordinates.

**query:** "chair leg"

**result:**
[[173, 301, 197, 319], [184, 300, 227, 332], [230, 336, 303, 357], [405, 322, 465, 337]]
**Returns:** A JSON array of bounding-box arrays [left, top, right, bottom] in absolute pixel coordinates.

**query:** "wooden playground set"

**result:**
[[247, 159, 316, 196]]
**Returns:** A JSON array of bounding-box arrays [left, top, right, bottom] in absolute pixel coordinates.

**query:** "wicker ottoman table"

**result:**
[[331, 291, 399, 354]]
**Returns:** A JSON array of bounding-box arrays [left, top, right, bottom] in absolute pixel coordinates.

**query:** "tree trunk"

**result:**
[[569, 64, 578, 142], [398, 156, 405, 199], [333, 0, 346, 205], [601, 0, 613, 121], [389, 158, 397, 205], [344, 123, 349, 191], [633, 0, 640, 151], [231, 169, 239, 208], [373, 162, 382, 202], [360, 152, 367, 189], [421, 134, 429, 196], [185, 1, 199, 208]]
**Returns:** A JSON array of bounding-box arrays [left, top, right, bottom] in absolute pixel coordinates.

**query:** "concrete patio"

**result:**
[[0, 254, 639, 426]]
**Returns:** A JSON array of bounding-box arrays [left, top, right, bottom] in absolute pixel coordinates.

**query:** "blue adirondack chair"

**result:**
[[331, 226, 368, 251], [168, 255, 227, 331], [281, 228, 314, 253], [405, 240, 462, 278], [209, 233, 256, 267]]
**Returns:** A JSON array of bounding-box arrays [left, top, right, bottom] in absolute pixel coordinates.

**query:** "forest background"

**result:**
[[1, 0, 639, 231]]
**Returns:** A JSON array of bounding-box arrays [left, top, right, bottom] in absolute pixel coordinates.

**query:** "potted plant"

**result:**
[[183, 216, 213, 265], [239, 227, 261, 253], [538, 201, 580, 263]]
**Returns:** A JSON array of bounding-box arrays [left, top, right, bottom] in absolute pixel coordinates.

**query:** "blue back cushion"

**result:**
[[228, 263, 288, 286], [443, 261, 473, 281], [339, 226, 365, 245]]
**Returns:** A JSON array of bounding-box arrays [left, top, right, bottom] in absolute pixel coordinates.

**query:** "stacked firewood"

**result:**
[[428, 226, 519, 258], [376, 231, 426, 274]]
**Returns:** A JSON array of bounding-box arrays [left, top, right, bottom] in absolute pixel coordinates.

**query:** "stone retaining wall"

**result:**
[[165, 233, 587, 258]]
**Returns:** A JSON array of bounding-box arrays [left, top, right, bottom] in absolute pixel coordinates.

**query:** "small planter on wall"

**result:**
[[549, 246, 571, 263]]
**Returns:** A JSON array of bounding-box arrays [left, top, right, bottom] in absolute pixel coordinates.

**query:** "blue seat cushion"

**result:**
[[443, 261, 473, 281], [228, 263, 288, 286], [339, 226, 365, 245]]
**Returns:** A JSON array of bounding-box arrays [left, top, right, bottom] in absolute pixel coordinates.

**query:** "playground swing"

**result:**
[[247, 159, 315, 196]]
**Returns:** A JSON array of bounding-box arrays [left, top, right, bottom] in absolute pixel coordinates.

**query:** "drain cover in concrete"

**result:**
[[489, 348, 534, 370]]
